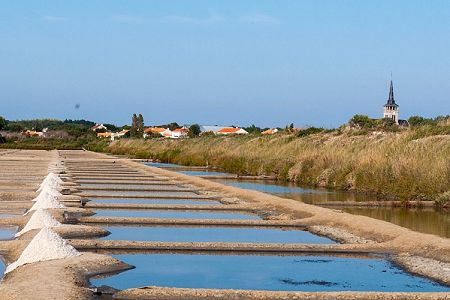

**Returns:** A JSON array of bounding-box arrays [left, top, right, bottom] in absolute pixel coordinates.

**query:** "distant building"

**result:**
[[23, 130, 43, 137], [97, 132, 112, 138], [383, 80, 408, 126], [91, 124, 107, 131], [199, 125, 228, 134], [143, 127, 171, 138], [383, 81, 399, 124], [217, 127, 248, 135], [172, 127, 189, 138], [261, 128, 279, 135], [111, 129, 130, 140]]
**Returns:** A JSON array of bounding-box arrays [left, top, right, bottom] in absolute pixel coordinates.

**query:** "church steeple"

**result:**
[[383, 79, 399, 124], [385, 80, 398, 107], [387, 80, 395, 104]]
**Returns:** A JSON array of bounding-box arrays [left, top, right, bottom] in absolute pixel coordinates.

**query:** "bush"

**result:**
[[296, 127, 325, 137], [350, 115, 377, 129]]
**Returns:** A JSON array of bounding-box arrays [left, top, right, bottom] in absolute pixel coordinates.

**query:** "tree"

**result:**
[[130, 114, 138, 138], [104, 123, 119, 132], [188, 124, 201, 137], [137, 114, 144, 137], [350, 115, 376, 129], [244, 124, 261, 134], [0, 116, 7, 130], [408, 116, 436, 127]]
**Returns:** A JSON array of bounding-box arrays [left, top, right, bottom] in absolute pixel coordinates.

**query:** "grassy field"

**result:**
[[103, 128, 450, 203]]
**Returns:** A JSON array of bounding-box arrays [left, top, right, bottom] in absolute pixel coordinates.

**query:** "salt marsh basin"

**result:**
[[93, 209, 260, 220], [92, 253, 450, 292], [100, 226, 335, 244]]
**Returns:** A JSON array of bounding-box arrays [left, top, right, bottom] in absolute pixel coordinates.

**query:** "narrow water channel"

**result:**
[[145, 162, 450, 238], [93, 209, 260, 220], [101, 226, 334, 244]]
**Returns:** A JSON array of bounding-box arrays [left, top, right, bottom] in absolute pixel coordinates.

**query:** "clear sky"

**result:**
[[1, 1, 449, 128]]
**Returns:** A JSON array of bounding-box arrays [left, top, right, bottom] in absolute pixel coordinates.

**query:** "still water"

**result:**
[[0, 226, 17, 240], [94, 209, 260, 220], [92, 254, 450, 292], [101, 226, 334, 244], [88, 198, 220, 205], [145, 162, 450, 238]]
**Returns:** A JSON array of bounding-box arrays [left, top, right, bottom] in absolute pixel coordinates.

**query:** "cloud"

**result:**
[[111, 15, 147, 24], [240, 13, 279, 25], [42, 15, 66, 22]]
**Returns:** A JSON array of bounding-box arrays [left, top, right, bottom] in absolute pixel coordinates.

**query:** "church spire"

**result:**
[[387, 80, 396, 105]]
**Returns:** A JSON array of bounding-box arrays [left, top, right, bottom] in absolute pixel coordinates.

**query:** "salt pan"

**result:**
[[6, 227, 80, 273], [16, 209, 61, 236]]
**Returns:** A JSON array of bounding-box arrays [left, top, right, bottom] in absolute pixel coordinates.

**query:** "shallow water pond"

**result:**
[[92, 254, 450, 292], [0, 226, 17, 240], [94, 209, 259, 220], [145, 162, 182, 168], [101, 226, 334, 244], [85, 190, 198, 196], [342, 207, 450, 238], [141, 162, 450, 238], [88, 198, 220, 205], [180, 170, 231, 176]]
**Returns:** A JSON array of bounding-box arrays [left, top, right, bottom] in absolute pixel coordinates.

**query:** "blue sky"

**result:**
[[1, 1, 449, 127]]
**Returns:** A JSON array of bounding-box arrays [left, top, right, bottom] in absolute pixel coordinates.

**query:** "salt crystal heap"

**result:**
[[6, 227, 80, 273], [37, 172, 63, 192], [27, 193, 65, 214], [16, 209, 61, 237], [34, 186, 62, 201]]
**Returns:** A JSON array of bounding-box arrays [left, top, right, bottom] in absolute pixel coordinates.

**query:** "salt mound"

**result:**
[[34, 186, 62, 199], [27, 193, 65, 214], [6, 227, 80, 273], [16, 209, 61, 237], [40, 173, 63, 186], [37, 174, 63, 192]]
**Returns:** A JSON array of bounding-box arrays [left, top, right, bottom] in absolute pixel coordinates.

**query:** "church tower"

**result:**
[[383, 80, 399, 124]]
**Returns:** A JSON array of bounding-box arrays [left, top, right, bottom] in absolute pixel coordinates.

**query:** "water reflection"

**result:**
[[342, 207, 450, 238], [142, 162, 450, 238]]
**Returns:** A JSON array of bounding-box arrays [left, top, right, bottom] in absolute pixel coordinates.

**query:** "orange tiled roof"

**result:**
[[144, 127, 167, 133], [97, 132, 112, 137], [173, 128, 189, 132], [218, 127, 240, 133]]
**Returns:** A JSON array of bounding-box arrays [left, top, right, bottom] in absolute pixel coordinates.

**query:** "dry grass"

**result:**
[[105, 131, 450, 201]]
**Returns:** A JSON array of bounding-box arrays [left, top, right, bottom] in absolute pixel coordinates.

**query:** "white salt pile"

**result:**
[[6, 227, 80, 273], [27, 193, 65, 214], [38, 172, 63, 188], [34, 186, 62, 200], [16, 209, 61, 237]]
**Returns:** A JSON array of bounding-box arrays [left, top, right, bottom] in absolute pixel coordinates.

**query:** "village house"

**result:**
[[199, 125, 227, 134], [217, 127, 248, 135], [91, 123, 107, 132], [171, 127, 189, 138], [143, 127, 172, 138], [23, 130, 44, 137], [111, 129, 130, 141], [261, 128, 279, 135], [96, 132, 112, 139], [199, 125, 248, 135]]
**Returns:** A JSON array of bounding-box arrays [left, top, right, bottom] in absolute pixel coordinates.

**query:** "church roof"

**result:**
[[384, 80, 398, 107]]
